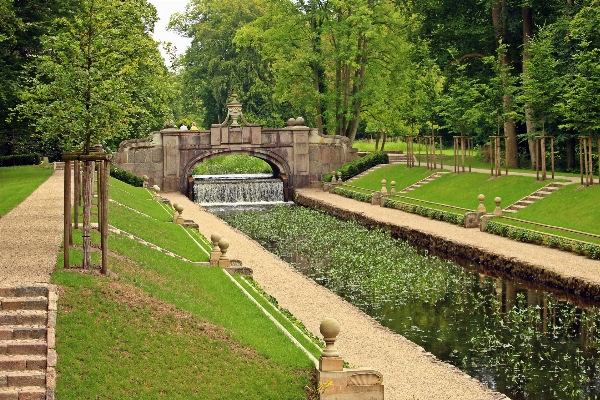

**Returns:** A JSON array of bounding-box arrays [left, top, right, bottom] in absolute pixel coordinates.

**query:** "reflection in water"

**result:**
[[223, 206, 600, 400]]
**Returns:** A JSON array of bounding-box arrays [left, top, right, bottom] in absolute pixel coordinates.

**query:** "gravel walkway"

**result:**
[[0, 169, 64, 285]]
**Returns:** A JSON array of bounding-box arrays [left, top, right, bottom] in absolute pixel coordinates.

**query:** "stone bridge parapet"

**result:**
[[114, 125, 357, 201]]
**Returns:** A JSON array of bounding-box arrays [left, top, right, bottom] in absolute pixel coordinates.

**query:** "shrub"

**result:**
[[485, 221, 600, 260], [110, 166, 144, 187], [0, 153, 41, 167], [384, 199, 465, 226], [323, 151, 388, 182], [333, 186, 372, 203]]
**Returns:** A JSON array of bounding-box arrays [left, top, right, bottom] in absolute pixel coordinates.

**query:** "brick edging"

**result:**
[[46, 285, 57, 400]]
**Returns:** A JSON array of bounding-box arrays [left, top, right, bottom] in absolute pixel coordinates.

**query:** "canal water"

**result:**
[[222, 205, 600, 400]]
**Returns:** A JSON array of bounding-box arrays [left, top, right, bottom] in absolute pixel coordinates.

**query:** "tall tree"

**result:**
[[15, 0, 172, 154]]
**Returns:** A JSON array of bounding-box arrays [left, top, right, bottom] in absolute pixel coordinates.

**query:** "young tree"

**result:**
[[15, 0, 172, 155]]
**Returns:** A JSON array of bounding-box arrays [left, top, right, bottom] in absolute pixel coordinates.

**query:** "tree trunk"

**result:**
[[492, 0, 518, 168], [375, 129, 381, 151], [522, 6, 536, 170], [381, 131, 388, 151], [82, 161, 94, 269]]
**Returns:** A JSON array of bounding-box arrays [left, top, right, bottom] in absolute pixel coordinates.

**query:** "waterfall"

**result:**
[[193, 174, 285, 206]]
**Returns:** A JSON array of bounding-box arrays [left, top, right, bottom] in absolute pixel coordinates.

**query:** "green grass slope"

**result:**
[[53, 177, 315, 399], [0, 165, 53, 217]]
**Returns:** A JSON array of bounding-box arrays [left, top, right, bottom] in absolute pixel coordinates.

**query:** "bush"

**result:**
[[323, 151, 388, 182], [384, 199, 465, 226], [110, 166, 144, 187], [0, 153, 40, 167], [333, 186, 373, 203], [485, 221, 600, 260]]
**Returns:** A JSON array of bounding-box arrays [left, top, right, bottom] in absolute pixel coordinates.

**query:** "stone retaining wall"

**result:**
[[295, 193, 600, 300]]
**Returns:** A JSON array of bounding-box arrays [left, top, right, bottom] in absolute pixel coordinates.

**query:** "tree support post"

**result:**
[[63, 160, 72, 269]]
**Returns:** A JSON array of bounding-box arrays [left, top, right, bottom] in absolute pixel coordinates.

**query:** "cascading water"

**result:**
[[193, 173, 288, 214]]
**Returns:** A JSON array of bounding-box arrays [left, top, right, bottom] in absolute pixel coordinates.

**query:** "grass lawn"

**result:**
[[349, 164, 447, 192], [53, 177, 316, 399], [508, 183, 600, 236], [402, 173, 551, 211], [0, 165, 54, 217]]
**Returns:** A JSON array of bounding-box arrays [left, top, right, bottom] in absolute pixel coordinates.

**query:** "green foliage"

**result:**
[[332, 187, 372, 203], [486, 221, 600, 260], [193, 155, 272, 175], [0, 165, 53, 217], [109, 166, 144, 187], [14, 0, 173, 155], [170, 0, 292, 127], [323, 152, 388, 182], [0, 153, 40, 167], [384, 199, 465, 226]]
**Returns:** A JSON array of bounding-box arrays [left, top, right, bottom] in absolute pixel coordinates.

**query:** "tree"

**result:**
[[170, 0, 291, 128], [560, 0, 600, 136], [15, 0, 172, 155]]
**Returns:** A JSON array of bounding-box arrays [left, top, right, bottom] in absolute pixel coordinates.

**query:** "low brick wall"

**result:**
[[295, 193, 600, 300]]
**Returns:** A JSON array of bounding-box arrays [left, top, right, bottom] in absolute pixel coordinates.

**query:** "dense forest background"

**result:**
[[1, 0, 599, 171]]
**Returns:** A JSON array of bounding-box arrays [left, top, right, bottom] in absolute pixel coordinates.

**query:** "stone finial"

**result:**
[[331, 171, 337, 184], [320, 318, 341, 358], [337, 172, 343, 183], [218, 238, 231, 268], [477, 194, 486, 213], [390, 181, 396, 196], [493, 197, 502, 216], [142, 175, 149, 188], [175, 204, 184, 224], [152, 185, 161, 200], [380, 179, 387, 194], [210, 232, 221, 266], [172, 202, 179, 222]]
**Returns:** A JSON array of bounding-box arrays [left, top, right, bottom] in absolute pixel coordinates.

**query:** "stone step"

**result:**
[[0, 298, 48, 312], [0, 340, 47, 356], [0, 288, 47, 299], [0, 371, 46, 388], [0, 328, 46, 341], [0, 312, 47, 327], [0, 386, 46, 400], [0, 355, 47, 372]]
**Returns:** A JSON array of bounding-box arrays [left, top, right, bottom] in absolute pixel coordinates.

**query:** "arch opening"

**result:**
[[182, 150, 292, 203]]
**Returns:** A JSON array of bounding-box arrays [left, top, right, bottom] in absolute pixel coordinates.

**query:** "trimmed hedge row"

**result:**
[[332, 185, 465, 226], [109, 166, 144, 187], [333, 186, 373, 203], [486, 221, 600, 260], [385, 198, 465, 226], [0, 153, 40, 167], [323, 151, 388, 182]]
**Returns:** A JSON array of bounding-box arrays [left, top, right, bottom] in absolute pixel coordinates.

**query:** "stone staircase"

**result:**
[[346, 165, 386, 183], [503, 182, 567, 214], [387, 153, 416, 165], [0, 285, 57, 400], [400, 172, 448, 193]]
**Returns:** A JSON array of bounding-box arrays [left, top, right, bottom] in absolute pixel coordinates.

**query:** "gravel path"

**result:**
[[162, 191, 508, 400], [0, 169, 64, 285]]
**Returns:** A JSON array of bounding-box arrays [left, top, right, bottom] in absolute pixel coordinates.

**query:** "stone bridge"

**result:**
[[113, 98, 357, 201]]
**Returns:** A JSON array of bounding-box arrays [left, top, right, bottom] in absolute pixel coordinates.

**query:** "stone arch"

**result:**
[[181, 148, 294, 201]]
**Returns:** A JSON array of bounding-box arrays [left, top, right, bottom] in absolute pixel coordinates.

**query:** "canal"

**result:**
[[222, 205, 600, 400]]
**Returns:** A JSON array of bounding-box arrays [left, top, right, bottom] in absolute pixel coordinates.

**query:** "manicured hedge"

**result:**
[[109, 166, 144, 187], [385, 198, 465, 226], [333, 186, 373, 203], [323, 151, 388, 182], [0, 153, 40, 167], [486, 221, 600, 260]]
